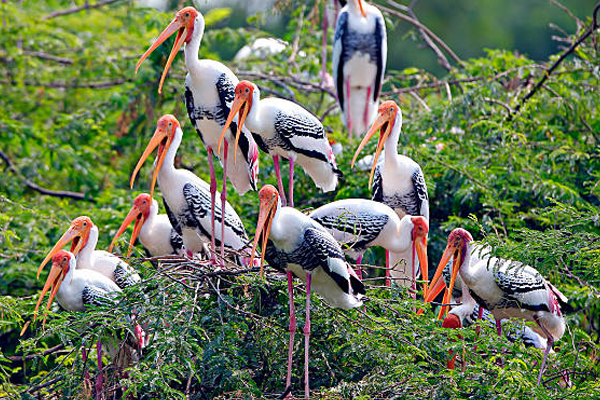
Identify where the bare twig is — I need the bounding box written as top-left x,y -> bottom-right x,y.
0,149 -> 91,201
43,0 -> 123,20
22,50 -> 74,65
549,0 -> 584,28
7,344 -> 66,361
0,78 -> 132,89
511,1 -> 600,119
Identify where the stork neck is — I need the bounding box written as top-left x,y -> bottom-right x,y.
243,90 -> 261,134
184,17 -> 205,73
267,197 -> 283,240
63,257 -> 76,284
458,241 -> 477,286
348,0 -> 365,16
77,225 -> 98,268
158,127 -> 183,180
384,121 -> 401,162
140,200 -> 159,241
393,216 -> 413,252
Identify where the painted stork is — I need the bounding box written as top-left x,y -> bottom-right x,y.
308,199 -> 428,294
109,193 -> 184,257
428,228 -> 569,385
333,0 -> 387,137
38,216 -> 141,290
135,6 -> 259,264
130,115 -> 249,263
31,250 -> 145,394
251,185 -> 364,398
218,80 -> 341,208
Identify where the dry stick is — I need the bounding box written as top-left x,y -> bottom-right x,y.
0,149 -> 91,201
43,0 -> 123,20
510,1 -> 600,120
7,344 -> 66,361
0,78 -> 132,89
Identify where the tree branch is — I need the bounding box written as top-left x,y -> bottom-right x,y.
0,78 -> 131,89
43,0 -> 124,20
7,344 -> 66,361
0,149 -> 92,201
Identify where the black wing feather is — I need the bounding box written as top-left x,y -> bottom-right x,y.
373,15 -> 385,102
371,164 -> 384,202
333,11 -> 349,112
163,197 -> 182,236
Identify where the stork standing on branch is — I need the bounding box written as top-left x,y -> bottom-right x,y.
428,228 -> 569,385
218,80 -> 341,208
135,6 -> 259,265
251,185 -> 364,398
333,0 -> 387,137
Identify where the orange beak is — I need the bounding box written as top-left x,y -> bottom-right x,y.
351,110 -> 395,187
130,126 -> 172,198
37,227 -> 85,279
250,195 -> 277,279
217,92 -> 251,165
109,205 -> 145,257
32,259 -> 64,327
358,0 -> 367,18
413,234 -> 428,297
427,242 -> 463,320
135,16 -> 187,94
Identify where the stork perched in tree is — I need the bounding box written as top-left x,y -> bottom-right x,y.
135,6 -> 259,265
218,80 -> 341,208
351,100 -> 428,286
38,216 -> 141,290
333,0 -> 387,137
30,250 -> 145,395
251,185 -> 364,398
109,193 -> 184,257
428,228 -> 569,385
130,115 -> 249,263
308,199 -> 428,294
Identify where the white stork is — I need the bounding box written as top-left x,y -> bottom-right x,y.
333,0 -> 387,137
109,193 -> 185,258
218,80 -> 341,208
428,228 -> 569,385
135,6 -> 259,264
31,250 -> 145,394
308,199 -> 428,294
38,216 -> 141,290
351,100 -> 429,287
130,115 -> 249,262
251,185 -> 364,398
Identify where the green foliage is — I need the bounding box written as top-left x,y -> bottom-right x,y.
1,1 -> 599,399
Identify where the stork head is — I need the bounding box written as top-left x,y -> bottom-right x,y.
135,7 -> 201,94
410,216 -> 429,295
110,193 -> 154,257
32,250 -> 74,327
426,228 -> 473,318
37,216 -> 93,279
130,115 -> 180,198
351,101 -> 402,187
217,80 -> 257,163
250,185 -> 279,279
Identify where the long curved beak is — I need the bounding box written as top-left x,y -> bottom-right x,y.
350,112 -> 394,187
110,206 -> 145,257
32,261 -> 64,326
427,244 -> 462,320
135,17 -> 186,94
414,235 -> 428,296
217,94 -> 249,164
250,198 -> 277,279
358,0 -> 367,18
37,228 -> 80,279
130,127 -> 171,198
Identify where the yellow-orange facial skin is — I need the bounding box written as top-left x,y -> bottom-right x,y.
217,81 -> 254,164
110,194 -> 152,256
130,115 -> 180,198
31,250 -> 72,329
37,216 -> 92,279
250,185 -> 279,279
351,101 -> 399,187
411,216 -> 429,296
135,7 -> 199,94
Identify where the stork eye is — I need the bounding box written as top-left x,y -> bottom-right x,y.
185,12 -> 190,17
63,257 -> 67,262
245,88 -> 249,93
83,221 -> 87,227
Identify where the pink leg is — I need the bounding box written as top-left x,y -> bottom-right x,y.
273,155 -> 288,207
355,252 -> 363,279
220,141 -> 228,267
534,315 -> 555,386
363,85 -> 372,127
207,147 -> 217,264
304,273 -> 312,399
285,271 -> 296,392
95,340 -> 103,399
320,0 -> 328,86
385,249 -> 390,287
345,77 -> 353,137
82,347 -> 91,391
288,158 -> 295,208
496,319 -> 502,336
412,243 -> 417,299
